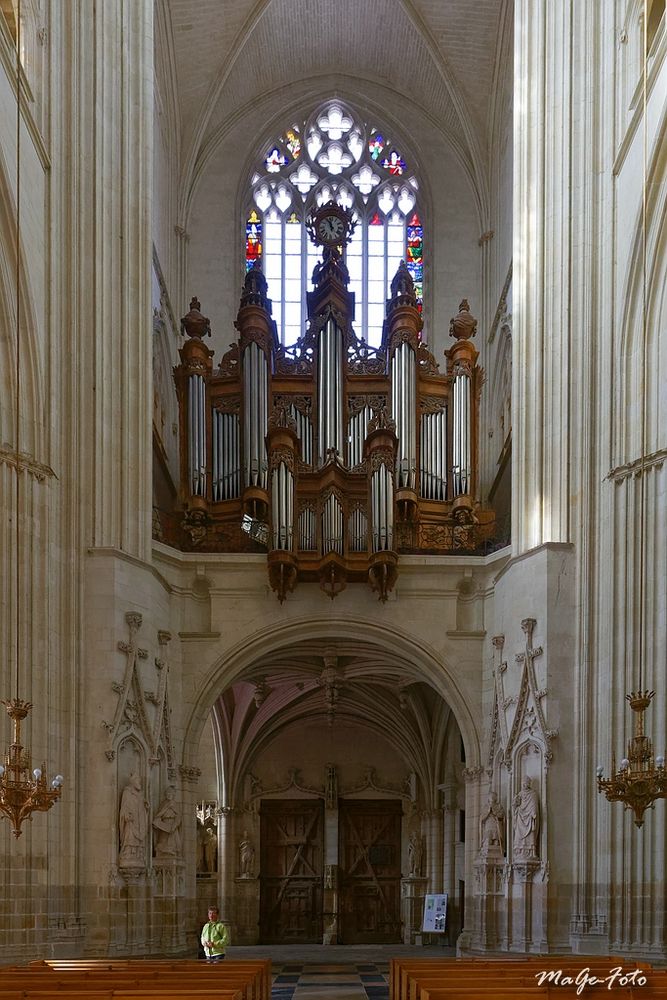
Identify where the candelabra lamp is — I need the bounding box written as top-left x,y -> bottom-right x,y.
0,699 -> 63,838
597,691 -> 666,829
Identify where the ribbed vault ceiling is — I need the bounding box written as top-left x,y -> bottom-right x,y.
165,0 -> 506,195
212,637 -> 458,808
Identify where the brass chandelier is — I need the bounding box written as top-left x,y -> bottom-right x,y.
597,693 -> 666,829
0,700 -> 63,839
596,1 -> 666,829
0,0 -> 63,838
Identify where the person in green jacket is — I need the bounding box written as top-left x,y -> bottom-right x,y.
201,905 -> 229,961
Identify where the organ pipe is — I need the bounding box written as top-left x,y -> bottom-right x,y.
290,405 -> 313,466
348,406 -> 372,468
243,341 -> 268,489
420,410 -> 447,500
188,374 -> 207,497
298,508 -> 317,550
391,341 -> 417,490
452,372 -> 471,497
271,461 -> 294,550
318,316 -> 344,465
370,463 -> 394,552
348,507 -> 368,552
212,411 -> 240,501
321,492 -> 344,555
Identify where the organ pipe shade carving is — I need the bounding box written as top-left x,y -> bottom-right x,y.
169,244 -> 496,600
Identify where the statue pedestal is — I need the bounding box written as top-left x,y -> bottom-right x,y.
401,876 -> 428,944
152,859 -> 186,952
508,859 -> 547,953
473,857 -> 508,951
153,858 -> 185,897
322,864 -> 339,944
233,875 -> 259,945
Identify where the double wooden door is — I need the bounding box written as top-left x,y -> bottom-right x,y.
259,799 -> 324,943
338,799 -> 402,944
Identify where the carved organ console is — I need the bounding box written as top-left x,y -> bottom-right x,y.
169,202 -> 495,601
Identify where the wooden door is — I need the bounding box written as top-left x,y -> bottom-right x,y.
338,799 -> 402,944
259,799 -> 324,943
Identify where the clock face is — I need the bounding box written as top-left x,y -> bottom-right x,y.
317,214 -> 345,244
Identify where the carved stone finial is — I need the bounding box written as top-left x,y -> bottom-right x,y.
125,611 -> 143,633
521,617 -> 536,640
181,297 -> 211,339
449,299 -> 477,340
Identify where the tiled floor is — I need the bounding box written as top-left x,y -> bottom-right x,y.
271,961 -> 389,999
224,944 -> 455,999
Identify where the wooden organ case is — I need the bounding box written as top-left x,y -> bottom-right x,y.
169,203 -> 495,602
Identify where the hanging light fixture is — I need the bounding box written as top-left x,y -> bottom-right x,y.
0,0 -> 63,839
596,0 -> 666,828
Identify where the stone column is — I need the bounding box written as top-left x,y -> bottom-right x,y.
233,817 -> 259,944
513,0 -> 573,552
217,807 -> 235,925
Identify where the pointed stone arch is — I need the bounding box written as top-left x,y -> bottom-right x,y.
180,613 -> 482,781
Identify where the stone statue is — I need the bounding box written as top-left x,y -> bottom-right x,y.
153,785 -> 182,859
479,791 -> 505,856
512,776 -> 540,858
239,830 -> 255,877
118,773 -> 149,867
407,831 -> 423,877
196,819 -> 206,873
204,825 -> 218,873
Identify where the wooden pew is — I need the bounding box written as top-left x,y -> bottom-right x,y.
390,956 -> 659,1000
0,958 -> 270,1000
28,959 -> 269,998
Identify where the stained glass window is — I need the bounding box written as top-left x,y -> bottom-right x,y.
246,101 -> 424,347
245,210 -> 262,271
381,150 -> 406,176
368,133 -> 384,160
284,129 -> 301,159
265,147 -> 287,172
406,213 -> 423,311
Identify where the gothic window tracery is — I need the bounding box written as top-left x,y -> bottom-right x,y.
244,100 -> 424,348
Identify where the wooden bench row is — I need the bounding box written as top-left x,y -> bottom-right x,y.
390,957 -> 663,1000
0,958 -> 271,1000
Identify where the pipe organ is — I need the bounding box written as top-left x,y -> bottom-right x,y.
169,202 -> 495,601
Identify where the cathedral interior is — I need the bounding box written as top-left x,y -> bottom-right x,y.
0,0 -> 666,969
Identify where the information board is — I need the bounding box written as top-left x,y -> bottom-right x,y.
422,893 -> 448,933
